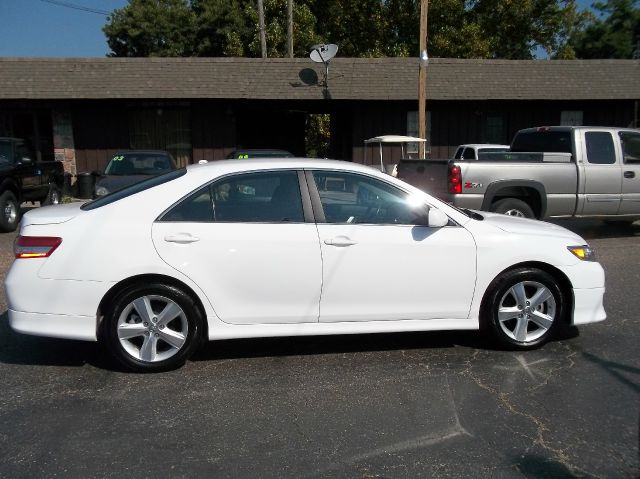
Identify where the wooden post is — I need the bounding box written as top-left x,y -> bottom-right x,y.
418,0 -> 429,159
257,0 -> 267,58
287,0 -> 294,58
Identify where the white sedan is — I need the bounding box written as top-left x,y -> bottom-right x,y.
5,159 -> 606,372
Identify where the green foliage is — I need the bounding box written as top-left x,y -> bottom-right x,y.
103,0 -> 618,60
305,113 -> 330,158
570,0 -> 640,58
104,0 -> 196,57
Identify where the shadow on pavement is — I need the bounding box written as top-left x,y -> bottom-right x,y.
0,311 -> 110,369
515,454 -> 584,478
193,329 -> 488,362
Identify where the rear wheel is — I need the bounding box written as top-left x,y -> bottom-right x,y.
0,190 -> 20,233
490,198 -> 535,219
103,283 -> 204,372
483,268 -> 565,349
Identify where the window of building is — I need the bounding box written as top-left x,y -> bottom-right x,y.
129,108 -> 191,168
561,111 -> 583,126
485,115 -> 507,144
407,111 -> 431,156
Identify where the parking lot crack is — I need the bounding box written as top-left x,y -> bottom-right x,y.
460,350 -> 601,479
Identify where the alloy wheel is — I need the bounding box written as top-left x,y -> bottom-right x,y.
117,295 -> 188,363
497,280 -> 556,343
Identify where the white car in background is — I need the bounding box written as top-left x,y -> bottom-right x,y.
5,159 -> 605,372
454,144 -> 510,160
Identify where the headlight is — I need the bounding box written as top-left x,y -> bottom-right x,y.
567,245 -> 596,261
95,186 -> 110,196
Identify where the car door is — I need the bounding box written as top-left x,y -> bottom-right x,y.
580,130 -> 622,215
152,170 -> 323,324
308,170 -> 477,322
618,131 -> 640,215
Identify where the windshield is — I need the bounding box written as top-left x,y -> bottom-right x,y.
104,152 -> 176,176
0,141 -> 12,165
511,131 -> 572,153
82,169 -> 186,211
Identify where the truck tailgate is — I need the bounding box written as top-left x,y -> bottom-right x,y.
397,159 -> 450,197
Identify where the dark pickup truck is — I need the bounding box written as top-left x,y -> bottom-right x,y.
0,137 -> 64,232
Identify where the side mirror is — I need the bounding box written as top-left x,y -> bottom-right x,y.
428,208 -> 449,228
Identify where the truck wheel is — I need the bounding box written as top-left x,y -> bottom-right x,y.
483,267 -> 565,350
0,191 -> 20,233
490,198 -> 535,218
42,185 -> 62,206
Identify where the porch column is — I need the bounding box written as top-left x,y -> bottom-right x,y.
52,110 -> 77,175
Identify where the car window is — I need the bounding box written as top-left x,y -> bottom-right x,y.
464,148 -> 477,160
453,147 -> 463,159
312,171 -> 424,225
585,132 -> 616,165
159,171 -> 304,223
212,171 -> 304,222
104,153 -> 175,175
161,186 -> 214,222
620,132 -> 640,163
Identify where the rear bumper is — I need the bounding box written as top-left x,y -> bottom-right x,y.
8,309 -> 97,341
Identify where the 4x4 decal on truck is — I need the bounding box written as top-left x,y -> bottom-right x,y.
464,181 -> 483,189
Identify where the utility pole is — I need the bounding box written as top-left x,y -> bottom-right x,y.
418,0 -> 429,159
287,0 -> 294,58
257,0 -> 267,58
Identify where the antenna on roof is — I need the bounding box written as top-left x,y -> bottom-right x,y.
309,43 -> 338,87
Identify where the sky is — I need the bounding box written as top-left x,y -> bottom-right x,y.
0,0 -> 597,58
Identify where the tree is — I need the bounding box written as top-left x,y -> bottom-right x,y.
570,0 -> 640,58
104,0 -> 196,57
103,0 -> 589,60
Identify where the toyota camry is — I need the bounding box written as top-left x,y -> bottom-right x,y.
5,159 -> 606,372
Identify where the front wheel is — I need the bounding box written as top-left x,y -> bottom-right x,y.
483,268 -> 566,350
103,283 -> 204,372
490,198 -> 535,219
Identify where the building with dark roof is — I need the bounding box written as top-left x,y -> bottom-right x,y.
0,57 -> 638,173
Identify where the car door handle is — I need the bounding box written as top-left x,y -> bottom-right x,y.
164,233 -> 200,244
324,236 -> 357,247
624,171 -> 635,178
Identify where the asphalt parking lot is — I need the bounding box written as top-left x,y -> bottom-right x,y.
0,218 -> 638,478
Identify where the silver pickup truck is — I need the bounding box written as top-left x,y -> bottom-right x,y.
397,126 -> 640,221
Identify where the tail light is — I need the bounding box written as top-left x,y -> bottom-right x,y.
448,165 -> 462,194
14,236 -> 62,259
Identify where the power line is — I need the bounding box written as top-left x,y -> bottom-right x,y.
39,0 -> 111,16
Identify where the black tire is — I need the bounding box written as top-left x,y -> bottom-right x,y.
42,185 -> 62,206
483,267 -> 566,350
102,282 -> 204,372
0,190 -> 20,233
490,198 -> 535,219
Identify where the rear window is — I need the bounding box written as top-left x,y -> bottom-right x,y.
0,141 -> 11,165
81,169 -> 186,211
511,131 -> 573,153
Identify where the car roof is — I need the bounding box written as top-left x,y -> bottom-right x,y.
186,158 -> 384,179
457,144 -> 510,149
112,150 -> 171,156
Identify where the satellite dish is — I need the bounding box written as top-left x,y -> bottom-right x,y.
310,44 -> 338,63
309,43 -> 338,88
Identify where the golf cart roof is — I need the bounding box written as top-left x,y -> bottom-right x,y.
364,135 -> 427,144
